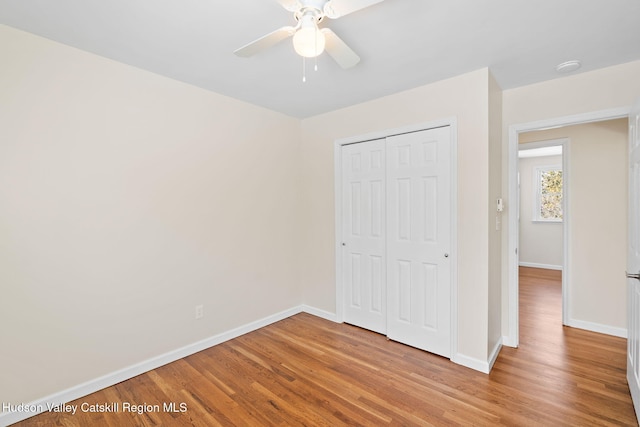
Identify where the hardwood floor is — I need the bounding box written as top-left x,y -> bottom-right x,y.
12,268 -> 638,426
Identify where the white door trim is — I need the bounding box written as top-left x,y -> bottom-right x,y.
334,117 -> 458,359
506,107 -> 630,348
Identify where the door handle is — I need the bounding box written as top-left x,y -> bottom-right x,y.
627,271 -> 640,281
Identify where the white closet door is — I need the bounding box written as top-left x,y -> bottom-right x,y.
386,127 -> 451,357
341,139 -> 387,334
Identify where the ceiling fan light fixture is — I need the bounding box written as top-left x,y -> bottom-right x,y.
293,14 -> 325,58
234,0 -> 376,68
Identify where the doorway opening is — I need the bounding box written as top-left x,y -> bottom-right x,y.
506,108 -> 630,348
517,140 -> 566,327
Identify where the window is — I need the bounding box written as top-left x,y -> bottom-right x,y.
534,166 -> 562,222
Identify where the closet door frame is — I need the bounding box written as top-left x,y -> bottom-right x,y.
334,117 -> 458,361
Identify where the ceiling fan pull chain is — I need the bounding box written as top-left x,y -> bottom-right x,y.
302,57 -> 306,82
314,26 -> 319,71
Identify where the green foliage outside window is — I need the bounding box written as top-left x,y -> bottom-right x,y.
539,169 -> 562,220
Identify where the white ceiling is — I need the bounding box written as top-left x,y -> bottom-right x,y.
2,0 -> 639,118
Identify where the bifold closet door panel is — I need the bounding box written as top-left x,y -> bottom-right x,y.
386,127 -> 452,358
341,139 -> 387,334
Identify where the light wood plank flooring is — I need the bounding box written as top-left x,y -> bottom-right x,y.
12,268 -> 638,426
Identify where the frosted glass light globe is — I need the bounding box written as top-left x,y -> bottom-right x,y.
293,26 -> 325,58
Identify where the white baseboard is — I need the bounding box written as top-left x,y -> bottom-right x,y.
0,306 -> 305,426
301,305 -> 338,322
502,335 -> 518,348
566,318 -> 627,338
488,338 -> 503,372
451,339 -> 502,375
451,353 -> 492,374
518,262 -> 563,271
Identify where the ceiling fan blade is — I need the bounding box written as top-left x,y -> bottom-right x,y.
234,26 -> 296,57
321,28 -> 360,69
324,0 -> 384,19
276,0 -> 301,12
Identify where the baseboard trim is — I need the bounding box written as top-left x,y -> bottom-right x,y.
566,318 -> 627,338
301,305 -> 338,322
451,353 -> 491,374
488,338 -> 503,372
502,335 -> 517,348
0,306 -> 305,426
451,339 -> 502,375
518,262 -> 562,271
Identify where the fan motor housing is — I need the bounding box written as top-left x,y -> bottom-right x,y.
294,0 -> 329,23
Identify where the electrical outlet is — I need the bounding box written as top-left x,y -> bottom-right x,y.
195,305 -> 203,320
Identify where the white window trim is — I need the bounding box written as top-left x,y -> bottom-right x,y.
533,165 -> 563,223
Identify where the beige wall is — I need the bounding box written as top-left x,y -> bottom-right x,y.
502,61 -> 640,337
517,154 -> 563,268
503,61 -> 640,125
1,25 -> 503,409
10,19 -> 640,411
0,25 -> 302,404
300,68 -> 497,364
519,121 -> 628,331
488,73 -> 503,357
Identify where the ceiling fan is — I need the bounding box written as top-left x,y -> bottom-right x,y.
234,0 -> 384,69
